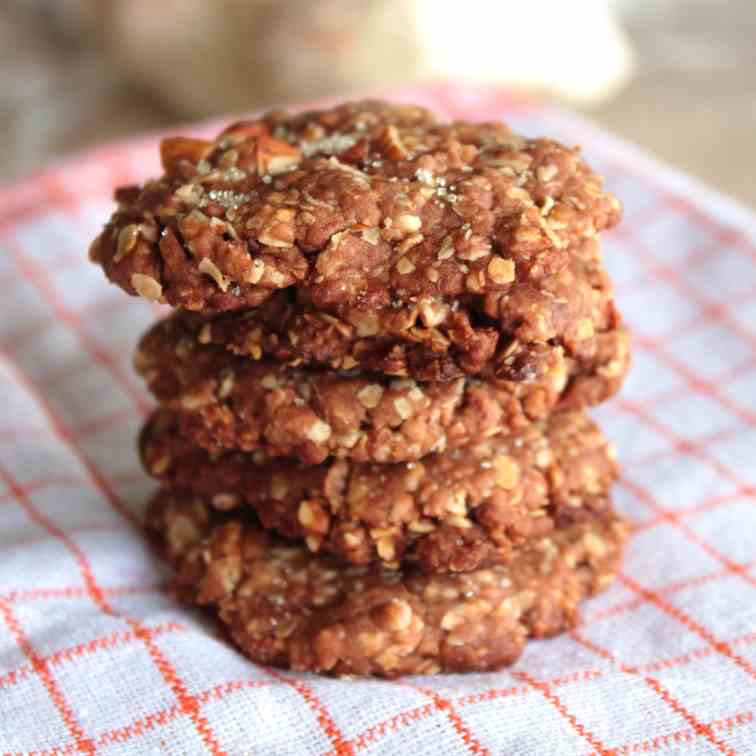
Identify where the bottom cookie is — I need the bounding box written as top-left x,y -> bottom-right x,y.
147,489 -> 628,678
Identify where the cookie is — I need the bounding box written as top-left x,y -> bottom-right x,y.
146,488 -> 628,677
141,410 -> 618,572
135,311 -> 629,464
90,100 -> 621,312
173,236 -> 618,382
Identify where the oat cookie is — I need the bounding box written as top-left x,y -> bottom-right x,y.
173,237 -> 619,382
141,410 -> 618,572
136,310 -> 629,464
90,101 -> 621,311
147,489 -> 628,677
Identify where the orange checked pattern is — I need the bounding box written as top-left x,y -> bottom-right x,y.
0,84 -> 754,754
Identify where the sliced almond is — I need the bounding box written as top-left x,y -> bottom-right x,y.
131,273 -> 163,301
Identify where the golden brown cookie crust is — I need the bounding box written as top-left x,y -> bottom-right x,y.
170,236 -> 619,382
90,101 -> 621,312
141,410 -> 618,572
135,308 -> 629,464
146,489 -> 628,678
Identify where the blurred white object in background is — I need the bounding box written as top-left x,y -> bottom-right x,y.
416,0 -> 636,104
92,0 -> 423,116
93,0 -> 635,116
5,0 -> 753,207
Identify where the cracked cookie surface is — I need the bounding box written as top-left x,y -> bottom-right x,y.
171,236 -> 621,382
136,306 -> 629,463
90,100 -> 621,312
141,410 -> 618,572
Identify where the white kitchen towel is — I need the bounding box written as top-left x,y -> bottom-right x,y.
0,84 -> 754,755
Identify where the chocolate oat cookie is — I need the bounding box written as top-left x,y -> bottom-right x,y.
171,236 -> 619,382
89,101 -> 621,312
141,410 -> 618,572
147,489 -> 628,677
135,310 -> 628,464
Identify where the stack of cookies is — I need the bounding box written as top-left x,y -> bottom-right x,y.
90,102 -> 631,677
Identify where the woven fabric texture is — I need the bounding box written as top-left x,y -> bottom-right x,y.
0,84 -> 754,755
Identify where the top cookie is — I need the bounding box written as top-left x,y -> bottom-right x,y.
89,101 -> 622,312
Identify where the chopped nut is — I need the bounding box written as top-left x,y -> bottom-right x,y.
257,135 -> 301,175
393,398 -> 413,420
418,299 -> 447,327
384,599 -> 413,631
438,236 -> 455,260
305,534 -> 322,552
408,387 -> 424,402
160,136 -> 213,171
395,257 -> 416,275
131,273 -> 163,301
257,209 -> 296,247
376,537 -> 396,561
493,455 -> 521,489
357,384 -> 384,409
408,519 -> 435,534
377,125 -> 409,160
456,236 -> 490,261
258,233 -> 291,249
447,515 -> 473,529
336,430 -> 361,448
114,224 -> 139,263
397,234 -> 424,255
298,500 -> 315,527
535,449 -> 553,468
487,256 -> 516,285
306,420 -> 332,443
445,490 -> 468,516
465,270 -> 486,291
343,532 -> 363,548
245,258 -> 265,284
361,228 -> 381,245
582,531 -> 608,558
395,214 -> 422,235
441,606 -> 466,630
165,514 -> 202,557
198,259 -> 230,292
537,164 -> 559,182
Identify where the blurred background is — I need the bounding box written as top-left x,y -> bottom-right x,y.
1,0 -> 754,207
